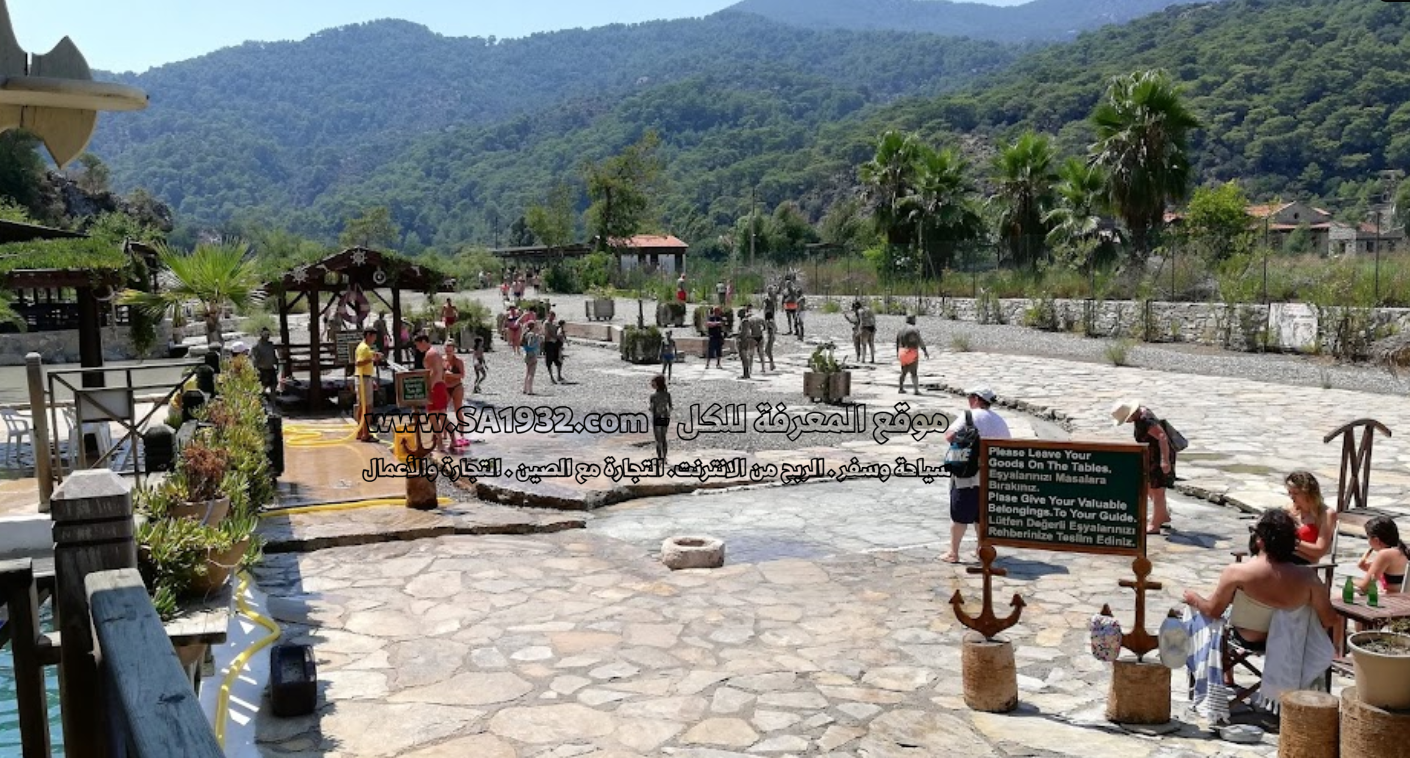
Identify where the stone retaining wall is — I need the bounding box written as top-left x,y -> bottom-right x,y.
0,323 -> 173,366
807,295 -> 1410,353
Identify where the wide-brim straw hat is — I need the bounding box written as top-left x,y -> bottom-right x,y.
1110,399 -> 1141,425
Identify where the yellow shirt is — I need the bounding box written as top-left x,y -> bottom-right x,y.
355,341 -> 375,377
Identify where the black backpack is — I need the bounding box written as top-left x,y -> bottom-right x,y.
943,410 -> 982,478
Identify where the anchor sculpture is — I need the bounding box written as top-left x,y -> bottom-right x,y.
0,0 -> 147,167
1097,555 -> 1162,660
949,544 -> 1026,639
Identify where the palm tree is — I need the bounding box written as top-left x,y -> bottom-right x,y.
121,239 -> 264,347
905,144 -> 984,275
1044,158 -> 1108,247
992,132 -> 1058,269
859,130 -> 924,247
1089,70 -> 1201,258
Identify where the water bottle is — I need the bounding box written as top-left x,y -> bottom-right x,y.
1368,578 -> 1379,608
1343,576 -> 1356,604
1158,609 -> 1190,669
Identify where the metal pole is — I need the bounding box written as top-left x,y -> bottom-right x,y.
749,188 -> 757,271
26,354 -> 52,512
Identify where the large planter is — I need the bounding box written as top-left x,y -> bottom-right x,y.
1348,631 -> 1410,710
803,371 -> 851,404
587,298 -> 615,321
190,537 -> 250,595
620,327 -> 664,365
656,302 -> 687,328
693,306 -> 734,337
463,324 -> 494,352
170,496 -> 230,526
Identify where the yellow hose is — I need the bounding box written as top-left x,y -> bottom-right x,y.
213,494 -> 451,744
283,421 -> 359,448
214,572 -> 281,749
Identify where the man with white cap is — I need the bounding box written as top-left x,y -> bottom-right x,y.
1111,399 -> 1175,534
941,386 -> 1010,564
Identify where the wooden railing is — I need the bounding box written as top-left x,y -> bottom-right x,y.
0,469 -> 223,757
87,569 -> 222,757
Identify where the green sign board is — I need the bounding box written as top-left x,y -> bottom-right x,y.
336,331 -> 363,367
979,439 -> 1149,557
395,370 -> 430,408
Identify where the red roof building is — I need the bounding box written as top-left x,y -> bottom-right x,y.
609,234 -> 689,275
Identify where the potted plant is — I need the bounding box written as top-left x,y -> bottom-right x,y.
805,342 -> 851,404
656,301 -> 687,327
586,286 -> 615,321
461,301 -> 494,351
190,511 -> 259,595
1347,619 -> 1410,710
168,443 -> 231,525
620,325 -> 664,364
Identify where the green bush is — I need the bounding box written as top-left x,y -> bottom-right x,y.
1021,294 -> 1058,331
543,263 -> 581,294
620,325 -> 663,364
821,299 -> 842,314
1104,339 -> 1135,366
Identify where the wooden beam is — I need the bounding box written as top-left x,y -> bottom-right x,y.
86,569 -> 222,757
75,286 -> 103,388
391,287 -> 403,365
308,288 -> 322,410
0,559 -> 51,758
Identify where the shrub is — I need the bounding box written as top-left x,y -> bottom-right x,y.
176,443 -> 229,503
620,325 -> 663,364
1104,339 -> 1135,366
1021,294 -> 1058,331
543,263 -> 581,294
821,299 -> 842,314
950,334 -> 972,352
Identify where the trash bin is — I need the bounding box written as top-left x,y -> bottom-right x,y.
143,423 -> 175,472
266,413 -> 284,479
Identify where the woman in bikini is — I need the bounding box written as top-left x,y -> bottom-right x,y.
1284,470 -> 1336,565
1356,515 -> 1409,595
443,340 -> 469,448
505,305 -> 523,354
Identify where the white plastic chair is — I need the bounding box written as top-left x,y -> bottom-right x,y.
1,408 -> 31,465
62,406 -> 113,468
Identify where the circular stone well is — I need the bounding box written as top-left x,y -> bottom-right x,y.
660,536 -> 725,570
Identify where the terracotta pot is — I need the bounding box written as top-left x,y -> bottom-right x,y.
190,537 -> 250,595
170,496 -> 230,526
1348,631 -> 1410,710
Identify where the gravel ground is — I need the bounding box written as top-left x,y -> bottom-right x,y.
282,289 -> 1410,457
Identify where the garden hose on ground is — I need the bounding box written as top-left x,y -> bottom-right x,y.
282,421 -> 359,448
213,495 -> 453,744
214,572 -> 281,750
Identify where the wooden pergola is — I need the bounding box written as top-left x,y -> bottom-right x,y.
264,247 -> 453,410
0,224 -> 158,388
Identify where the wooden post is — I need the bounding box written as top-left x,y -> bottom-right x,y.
1340,687 -> 1410,758
26,353 -> 53,512
278,291 -> 291,356
308,288 -> 322,411
391,287 -> 403,365
0,558 -> 51,758
75,286 -> 104,389
1280,690 -> 1338,758
51,469 -> 137,758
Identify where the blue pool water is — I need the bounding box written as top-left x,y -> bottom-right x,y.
0,607 -> 64,757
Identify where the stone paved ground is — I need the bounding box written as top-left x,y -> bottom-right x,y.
252,492 -> 1279,758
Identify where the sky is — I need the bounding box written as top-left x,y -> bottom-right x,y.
11,0 -> 1026,74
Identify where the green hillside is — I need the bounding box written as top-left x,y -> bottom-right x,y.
88,13 -> 1020,225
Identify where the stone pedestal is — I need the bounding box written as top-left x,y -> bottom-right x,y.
1341,687 -> 1410,758
1105,659 -> 1171,725
962,634 -> 1017,713
1279,690 -> 1338,758
406,462 -> 438,510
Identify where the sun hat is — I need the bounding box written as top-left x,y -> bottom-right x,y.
966,386 -> 997,404
1110,399 -> 1141,426
228,341 -> 249,355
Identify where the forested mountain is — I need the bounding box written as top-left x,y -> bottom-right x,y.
88,13 -> 1020,223
729,0 -> 1216,41
82,0 -> 1410,257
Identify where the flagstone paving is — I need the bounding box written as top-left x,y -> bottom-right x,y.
252,493 -> 1292,758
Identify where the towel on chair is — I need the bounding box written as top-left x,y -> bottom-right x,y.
1184,607 -> 1231,724
1254,604 -> 1333,711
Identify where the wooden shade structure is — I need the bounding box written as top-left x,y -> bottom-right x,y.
264,247 -> 453,410
0,222 -> 157,388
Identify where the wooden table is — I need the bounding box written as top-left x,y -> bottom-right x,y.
1330,591 -> 1410,663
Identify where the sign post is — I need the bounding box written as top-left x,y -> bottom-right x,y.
392,370 -> 437,510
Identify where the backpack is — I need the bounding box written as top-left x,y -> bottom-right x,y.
943,411 -> 982,479
748,318 -> 764,341
1161,419 -> 1189,452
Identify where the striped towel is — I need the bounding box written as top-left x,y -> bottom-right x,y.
1184,607 -> 1231,724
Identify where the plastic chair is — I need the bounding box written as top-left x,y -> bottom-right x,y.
62,406 -> 113,467
0,408 -> 31,465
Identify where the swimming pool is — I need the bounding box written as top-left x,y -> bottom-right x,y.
0,606 -> 64,756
